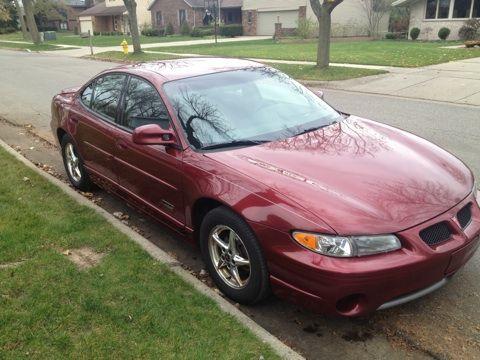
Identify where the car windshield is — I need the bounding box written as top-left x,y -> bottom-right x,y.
163,67 -> 342,150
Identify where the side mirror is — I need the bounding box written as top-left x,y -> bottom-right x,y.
132,124 -> 177,146
314,90 -> 324,100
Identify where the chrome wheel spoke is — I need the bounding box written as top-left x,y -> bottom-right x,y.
228,230 -> 238,254
230,266 -> 243,287
212,232 -> 229,251
233,254 -> 249,267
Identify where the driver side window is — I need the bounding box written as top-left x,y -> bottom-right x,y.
123,77 -> 170,130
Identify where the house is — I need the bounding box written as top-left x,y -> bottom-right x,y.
393,0 -> 480,40
241,0 -> 390,37
78,0 -> 152,34
147,0 -> 243,33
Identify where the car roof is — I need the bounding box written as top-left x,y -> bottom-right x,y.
114,57 -> 265,82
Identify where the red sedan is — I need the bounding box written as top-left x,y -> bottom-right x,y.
51,58 -> 480,316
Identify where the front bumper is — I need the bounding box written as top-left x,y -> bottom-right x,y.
252,192 -> 480,316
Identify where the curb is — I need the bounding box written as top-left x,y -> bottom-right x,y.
0,139 -> 304,360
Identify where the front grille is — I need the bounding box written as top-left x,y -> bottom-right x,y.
457,203 -> 472,229
419,221 -> 451,246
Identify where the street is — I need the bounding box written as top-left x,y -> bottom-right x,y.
0,49 -> 479,359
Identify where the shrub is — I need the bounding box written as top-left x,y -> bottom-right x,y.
219,24 -> 243,37
410,27 -> 420,40
180,22 -> 191,36
190,27 -> 213,37
0,27 -> 16,34
141,27 -> 163,36
458,19 -> 480,40
438,27 -> 450,40
296,18 -> 316,39
385,32 -> 395,39
165,23 -> 174,35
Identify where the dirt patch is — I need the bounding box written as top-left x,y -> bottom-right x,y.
62,247 -> 105,270
0,260 -> 26,269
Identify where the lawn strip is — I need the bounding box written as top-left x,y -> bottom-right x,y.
0,146 -> 278,359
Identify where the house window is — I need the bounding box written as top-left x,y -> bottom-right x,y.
452,0 -> 472,17
438,0 -> 451,17
156,11 -> 163,26
247,11 -> 253,24
425,0 -> 437,18
473,0 -> 480,17
179,9 -> 187,25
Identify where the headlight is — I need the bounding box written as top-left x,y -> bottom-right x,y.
292,232 -> 401,257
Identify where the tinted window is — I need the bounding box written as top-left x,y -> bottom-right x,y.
91,74 -> 126,121
81,84 -> 93,107
123,77 -> 170,130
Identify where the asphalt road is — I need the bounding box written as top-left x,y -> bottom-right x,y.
1,49 -> 479,359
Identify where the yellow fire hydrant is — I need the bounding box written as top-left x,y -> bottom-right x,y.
121,39 -> 129,55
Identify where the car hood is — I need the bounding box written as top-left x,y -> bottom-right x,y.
204,117 -> 473,235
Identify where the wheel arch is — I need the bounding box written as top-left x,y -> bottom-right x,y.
191,197 -> 236,244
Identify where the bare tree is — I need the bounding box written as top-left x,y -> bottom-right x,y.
360,0 -> 391,38
22,0 -> 41,45
13,0 -> 29,40
122,0 -> 142,53
309,0 -> 344,69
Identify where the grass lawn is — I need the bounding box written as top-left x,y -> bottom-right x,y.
0,31 -> 210,47
149,39 -> 480,67
90,51 -> 386,81
0,147 -> 278,359
0,40 -> 77,51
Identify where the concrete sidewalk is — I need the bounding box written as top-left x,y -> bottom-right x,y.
320,57 -> 480,106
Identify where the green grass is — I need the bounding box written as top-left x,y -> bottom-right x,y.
90,51 -> 386,81
0,40 -> 76,51
0,31 -> 210,47
149,39 -> 480,67
0,147 -> 278,359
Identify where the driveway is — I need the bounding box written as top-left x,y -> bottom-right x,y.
1,49 -> 479,359
324,57 -> 480,106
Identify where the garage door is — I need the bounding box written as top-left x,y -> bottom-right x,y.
257,10 -> 299,36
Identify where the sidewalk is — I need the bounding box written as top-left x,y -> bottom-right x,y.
318,57 -> 480,106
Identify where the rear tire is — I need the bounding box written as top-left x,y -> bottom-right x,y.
60,134 -> 92,191
200,206 -> 270,304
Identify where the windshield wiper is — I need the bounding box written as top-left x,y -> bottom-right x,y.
201,139 -> 269,150
295,121 -> 338,137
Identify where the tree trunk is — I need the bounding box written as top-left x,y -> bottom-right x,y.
123,0 -> 142,53
23,0 -> 41,45
14,0 -> 29,41
316,13 -> 331,68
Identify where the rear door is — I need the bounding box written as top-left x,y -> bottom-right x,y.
72,73 -> 127,182
112,75 -> 185,228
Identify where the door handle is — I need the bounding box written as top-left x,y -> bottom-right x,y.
70,117 -> 79,124
116,139 -> 129,150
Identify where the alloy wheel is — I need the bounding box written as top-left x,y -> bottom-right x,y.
208,225 -> 251,289
64,143 -> 82,183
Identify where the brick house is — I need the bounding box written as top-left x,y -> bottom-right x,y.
148,0 -> 243,33
242,0 -> 390,37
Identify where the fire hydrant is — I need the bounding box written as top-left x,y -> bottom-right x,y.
121,39 -> 129,55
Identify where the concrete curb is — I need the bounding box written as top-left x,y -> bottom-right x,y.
0,139 -> 304,360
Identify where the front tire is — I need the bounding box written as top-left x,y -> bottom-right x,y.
200,206 -> 270,304
61,134 -> 92,191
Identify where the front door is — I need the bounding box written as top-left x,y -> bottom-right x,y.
113,75 -> 185,228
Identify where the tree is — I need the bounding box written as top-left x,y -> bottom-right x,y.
34,0 -> 68,31
122,0 -> 142,53
22,0 -> 41,44
13,0 -> 29,40
360,0 -> 391,38
309,0 -> 344,69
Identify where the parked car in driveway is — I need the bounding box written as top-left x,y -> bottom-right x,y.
51,58 -> 480,316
